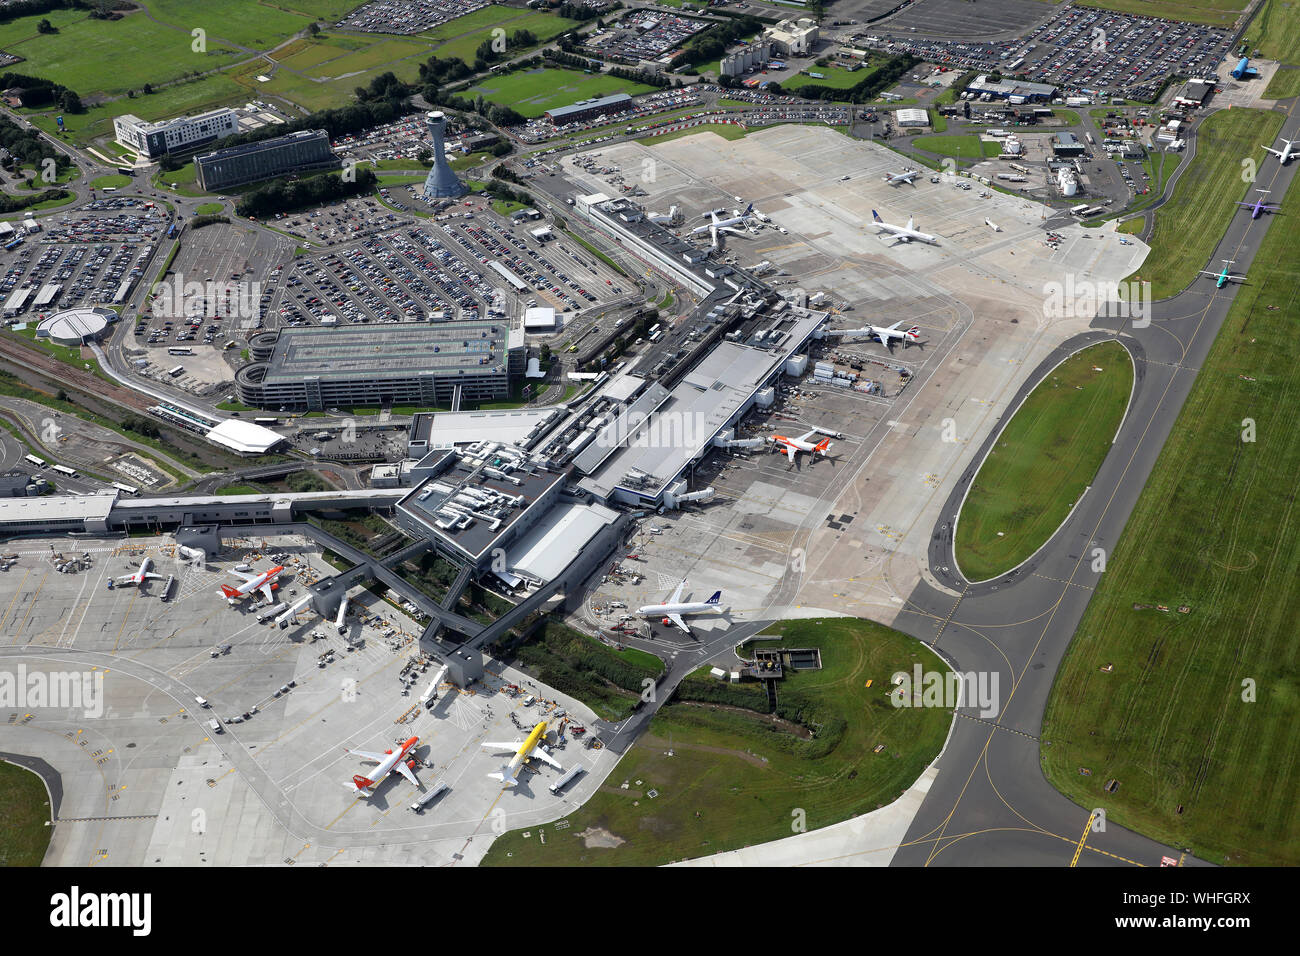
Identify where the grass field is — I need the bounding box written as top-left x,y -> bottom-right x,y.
955,341 -> 1134,582
1128,108 -> 1284,300
782,64 -> 873,92
0,761 -> 51,866
911,134 -> 1003,159
1041,162 -> 1300,867
1243,0 -> 1300,65
0,8 -> 241,95
91,174 -> 131,189
468,68 -> 656,119
642,123 -> 748,145
421,8 -> 579,65
195,201 -> 224,215
482,618 -> 952,866
1075,0 -> 1249,27
1263,68 -> 1300,100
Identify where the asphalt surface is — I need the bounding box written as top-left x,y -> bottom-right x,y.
886,102 -> 1299,866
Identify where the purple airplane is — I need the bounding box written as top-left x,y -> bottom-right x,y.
1237,189 -> 1280,220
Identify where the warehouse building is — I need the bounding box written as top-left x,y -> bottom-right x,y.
966,75 -> 1056,102
1051,131 -> 1086,156
195,129 -> 340,191
114,108 -> 240,159
235,322 -> 523,411
545,93 -> 634,126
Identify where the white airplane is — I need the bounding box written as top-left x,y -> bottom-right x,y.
482,720 -> 560,788
637,579 -> 725,633
219,564 -> 284,605
346,735 -> 420,796
985,218 -> 1000,232
1262,138 -> 1296,165
870,209 -> 939,245
838,320 -> 921,350
883,169 -> 920,186
767,430 -> 835,462
691,202 -> 755,247
112,557 -> 165,589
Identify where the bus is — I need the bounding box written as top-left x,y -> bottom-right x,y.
102,187 -> 116,193
23,454 -> 46,468
168,347 -> 193,356
4,238 -> 22,251
253,417 -> 279,426
167,365 -> 185,378
51,464 -> 78,477
167,224 -> 177,239
117,167 -> 134,177
111,482 -> 140,496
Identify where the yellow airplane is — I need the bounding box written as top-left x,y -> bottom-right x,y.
481,720 -> 562,788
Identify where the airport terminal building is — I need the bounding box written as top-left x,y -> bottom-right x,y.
195,129 -> 340,191
236,322 -> 524,411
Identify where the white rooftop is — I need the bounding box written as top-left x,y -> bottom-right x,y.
205,419 -> 285,455
504,501 -> 618,585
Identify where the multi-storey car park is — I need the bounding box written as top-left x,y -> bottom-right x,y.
235,321 -> 524,410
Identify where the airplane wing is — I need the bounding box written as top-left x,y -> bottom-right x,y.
668,579 -> 686,604
393,761 -> 418,786
531,748 -> 563,770
229,569 -> 258,582
795,430 -> 819,444
668,613 -> 691,633
1263,147 -> 1283,157
481,741 -> 525,752
349,749 -> 388,763
785,444 -> 797,461
258,583 -> 274,603
145,572 -> 165,581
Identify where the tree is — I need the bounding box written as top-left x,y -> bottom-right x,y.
36,18 -> 55,34
142,83 -> 153,95
307,21 -> 320,37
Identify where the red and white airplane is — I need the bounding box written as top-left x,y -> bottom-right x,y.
219,564 -> 284,605
346,735 -> 420,796
113,557 -> 165,588
768,430 -> 834,462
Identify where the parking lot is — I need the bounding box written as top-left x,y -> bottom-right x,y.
581,8 -> 710,64
1,205 -> 165,322
861,4 -> 1236,102
336,0 -> 487,34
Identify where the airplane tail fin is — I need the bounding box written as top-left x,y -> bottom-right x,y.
347,775 -> 373,795
744,203 -> 753,214
220,584 -> 241,599
906,216 -> 915,230
814,438 -> 832,455
906,326 -> 921,340
871,209 -> 882,222
490,766 -> 518,788
706,591 -> 722,605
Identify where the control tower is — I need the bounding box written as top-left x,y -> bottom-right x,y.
421,111 -> 468,200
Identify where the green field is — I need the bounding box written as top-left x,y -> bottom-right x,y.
421,8 -> 579,65
0,8 -> 241,95
468,68 -> 656,119
1042,159 -> 1300,867
1075,0 -> 1249,27
782,64 -> 873,92
483,618 -> 952,866
911,134 -> 1003,159
1264,68 -> 1300,100
641,123 -> 748,145
0,761 -> 51,866
195,201 -> 225,215
90,174 -> 131,189
1128,108 -> 1284,300
1244,0 -> 1300,65
955,341 -> 1134,583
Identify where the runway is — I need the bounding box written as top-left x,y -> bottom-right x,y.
889,104 -> 1300,867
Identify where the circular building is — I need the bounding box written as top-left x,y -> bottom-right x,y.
36,307 -> 113,346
